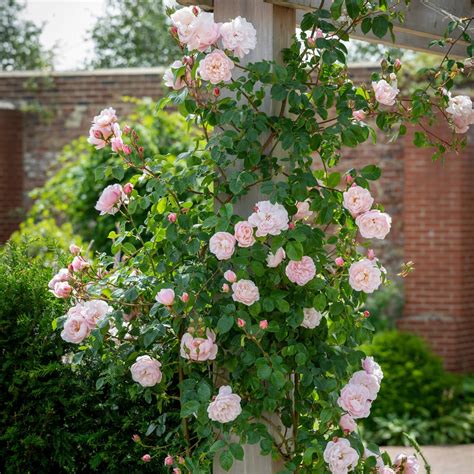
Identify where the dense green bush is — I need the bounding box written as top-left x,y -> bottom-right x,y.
361,330 -> 474,445
13,98 -> 198,254
0,243 -> 168,473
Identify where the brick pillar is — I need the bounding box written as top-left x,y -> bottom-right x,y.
0,109 -> 23,243
400,124 -> 474,372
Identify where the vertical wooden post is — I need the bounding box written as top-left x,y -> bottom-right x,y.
212,1 -> 296,472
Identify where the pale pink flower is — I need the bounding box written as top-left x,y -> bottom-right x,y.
234,220 -> 256,247
394,454 -> 420,474
142,454 -> 151,463
323,438 -> 359,474
353,109 -> 366,121
231,279 -> 260,306
342,185 -> 374,216
197,49 -> 234,84
170,6 -> 199,44
266,247 -> 286,268
186,12 -> 220,52
168,212 -> 177,223
164,455 -> 174,466
110,123 -> 123,152
293,201 -> 313,222
259,320 -> 268,329
337,383 -> 372,419
130,355 -> 162,387
372,79 -> 399,106
379,468 -> 395,474
339,414 -> 357,434
48,268 -> 69,290
209,231 -> 236,260
349,259 -> 382,293
222,283 -> 230,293
285,256 -> 316,286
180,292 -> 189,303
248,200 -> 289,237
156,288 -> 175,306
180,329 -> 218,361
301,308 -> 323,329
71,256 -> 89,272
163,60 -> 187,90
207,385 -> 242,423
224,270 -> 237,283
81,300 -> 112,329
52,281 -> 72,298
446,94 -> 474,133
356,210 -> 392,240
93,107 -> 117,128
367,248 -> 376,260
87,126 -> 108,149
61,314 -> 90,344
237,318 -> 246,328
220,16 -> 257,58
349,370 -> 380,400
95,183 -> 125,215
69,244 -> 81,255
335,257 -> 345,267
362,356 -> 384,383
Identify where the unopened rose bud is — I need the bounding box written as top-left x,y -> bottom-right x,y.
335,257 -> 345,267
307,37 -> 316,48
259,320 -> 268,330
237,318 -> 246,328
164,455 -> 174,466
288,222 -> 295,230
183,56 -> 193,66
178,456 -> 185,465
142,454 -> 151,463
367,249 -> 375,260
222,283 -> 230,293
122,144 -> 132,155
168,213 -> 177,223
123,182 -> 134,194
346,175 -> 354,185
381,58 -> 388,69
224,270 -> 237,283
192,6 -> 199,15
170,26 -> 178,36
363,310 -> 370,318
213,87 -> 220,97
180,292 -> 189,303
132,434 -> 141,443
69,244 -> 81,255
123,125 -> 131,134
173,468 -> 181,474
394,58 -> 402,71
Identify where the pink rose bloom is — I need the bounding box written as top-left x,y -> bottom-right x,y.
186,12 -> 220,52
337,383 -> 372,419
156,288 -> 175,306
323,438 -> 359,474
220,16 -> 257,58
349,259 -> 382,293
87,126 -> 109,149
353,109 -> 366,121
170,6 -> 199,45
259,320 -> 268,329
93,107 -> 117,128
293,201 -> 313,222
342,185 -> 374,217
231,279 -> 260,306
362,356 -> 384,383
234,220 -> 256,247
163,60 -> 187,90
356,210 -> 392,240
95,184 -> 125,215
180,329 -> 218,361
224,270 -> 237,283
71,256 -> 89,272
379,468 -> 395,474
197,49 -> 234,84
285,256 -> 316,286
266,247 -> 286,268
301,308 -> 323,329
82,300 -> 112,329
248,200 -> 289,237
130,355 -> 162,387
209,231 -> 236,260
52,281 -> 72,298
61,313 -> 90,344
164,455 -> 174,466
339,414 -> 357,434
48,268 -> 69,290
446,94 -> 474,133
394,454 -> 420,474
372,79 -> 399,106
110,123 -> 123,152
349,370 -> 380,400
207,385 -> 242,423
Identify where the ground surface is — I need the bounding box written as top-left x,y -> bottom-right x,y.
383,445 -> 474,474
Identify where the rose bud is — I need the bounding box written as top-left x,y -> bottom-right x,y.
224,270 -> 237,283
122,144 -> 132,155
164,455 -> 174,466
307,37 -> 316,48
214,87 -> 220,97
335,257 -> 345,267
288,222 -> 295,230
142,454 -> 151,463
364,310 -> 370,318
123,183 -> 134,195
259,320 -> 268,330
237,318 -> 246,328
367,249 -> 375,260
394,58 -> 402,70
222,283 -> 230,293
132,434 -> 141,443
180,292 -> 189,303
123,125 -> 131,134
168,213 -> 177,223
346,175 -> 354,185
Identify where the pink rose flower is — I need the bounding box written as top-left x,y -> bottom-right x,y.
337,383 -> 372,419
81,300 -> 112,329
95,184 -> 125,215
285,256 -> 316,286
156,288 -> 175,306
234,220 -> 256,247
293,201 -> 313,222
186,12 -> 220,52
394,454 -> 420,474
353,109 -> 366,121
87,126 -> 109,149
231,279 -> 260,306
248,200 -> 289,237
207,385 -> 242,423
163,60 -> 187,90
323,438 -> 359,474
349,258 -> 382,293
48,268 -> 69,290
110,123 -> 123,152
164,455 -> 174,466
372,79 -> 399,106
197,49 -> 234,84
446,94 -> 474,133
356,210 -> 392,240
170,6 -> 199,44
266,247 -> 286,268
224,270 -> 237,283
180,329 -> 218,361
130,355 -> 163,387
52,281 -> 72,298
335,257 -> 345,267
342,185 -> 374,217
339,414 -> 357,434
209,231 -> 236,260
69,244 -> 81,255
259,320 -> 268,330
348,370 -> 380,400
301,308 -> 323,329
93,107 -> 117,128
220,16 -> 257,58
71,256 -> 89,272
361,356 -> 384,383
61,313 -> 90,344
379,468 -> 395,474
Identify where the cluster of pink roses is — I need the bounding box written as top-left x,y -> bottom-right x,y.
445,93 -> 474,134
164,7 -> 256,88
87,107 -> 125,152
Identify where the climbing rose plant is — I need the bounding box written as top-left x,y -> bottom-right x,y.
51,2 -> 473,473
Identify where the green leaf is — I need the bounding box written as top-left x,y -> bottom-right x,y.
360,164 -> 381,180
181,400 -> 200,418
361,17 -> 372,34
220,450 -> 234,471
286,241 -> 304,261
345,0 -> 360,19
229,443 -> 244,461
197,382 -> 212,402
210,440 -> 226,453
372,15 -> 389,38
217,314 -> 234,334
326,172 -> 341,188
